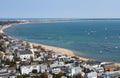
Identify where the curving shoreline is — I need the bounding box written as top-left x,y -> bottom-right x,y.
1,22 -> 89,61
1,22 -> 120,66
25,41 -> 89,61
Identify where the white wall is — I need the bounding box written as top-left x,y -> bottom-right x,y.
20,65 -> 40,74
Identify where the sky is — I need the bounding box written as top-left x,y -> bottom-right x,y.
0,0 -> 120,18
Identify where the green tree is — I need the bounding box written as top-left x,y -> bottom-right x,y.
0,41 -> 5,52
73,73 -> 83,78
32,69 -> 37,73
0,53 -> 3,59
30,56 -> 33,62
67,76 -> 72,78
5,58 -> 11,65
41,47 -> 45,52
56,72 -> 64,78
17,74 -> 30,78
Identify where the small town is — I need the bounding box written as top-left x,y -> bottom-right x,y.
0,21 -> 120,78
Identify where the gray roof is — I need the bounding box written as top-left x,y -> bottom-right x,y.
19,50 -> 32,55
0,68 -> 9,76
86,60 -> 101,65
0,68 -> 7,74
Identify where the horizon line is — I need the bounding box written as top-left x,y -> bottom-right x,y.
1,18 -> 120,19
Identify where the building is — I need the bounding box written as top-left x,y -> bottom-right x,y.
85,71 -> 97,78
86,60 -> 101,67
17,50 -> 34,61
104,70 -> 120,78
40,64 -> 48,73
0,68 -> 9,78
8,67 -> 16,74
66,66 -> 83,76
4,54 -> 14,61
83,66 -> 98,78
101,63 -> 116,71
52,67 -> 61,74
20,65 -> 40,74
50,61 -> 64,68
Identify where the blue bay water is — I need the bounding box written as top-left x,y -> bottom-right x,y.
4,20 -> 120,62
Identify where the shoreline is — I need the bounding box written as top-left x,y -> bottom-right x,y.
1,22 -> 120,66
25,41 -> 89,61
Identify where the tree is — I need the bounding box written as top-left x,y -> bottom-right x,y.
75,73 -> 84,78
35,76 -> 41,78
37,45 -> 42,50
57,72 -> 64,78
32,69 -> 37,73
67,76 -> 72,78
30,56 -> 33,62
0,34 -> 3,39
83,67 -> 90,73
0,63 -> 3,68
5,58 -> 11,65
14,57 -> 21,61
17,74 -> 30,78
14,49 -> 18,52
40,72 -> 48,78
0,41 -> 4,47
41,47 -> 45,52
0,53 -> 3,59
0,41 -> 5,52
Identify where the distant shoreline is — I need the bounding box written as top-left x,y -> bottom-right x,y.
1,20 -> 120,66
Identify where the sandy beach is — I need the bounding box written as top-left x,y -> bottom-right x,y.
1,22 -> 120,66
0,24 -> 13,33
26,42 -> 89,61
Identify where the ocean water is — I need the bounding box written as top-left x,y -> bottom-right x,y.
4,20 -> 120,62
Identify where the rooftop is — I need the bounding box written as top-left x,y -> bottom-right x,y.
19,50 -> 32,55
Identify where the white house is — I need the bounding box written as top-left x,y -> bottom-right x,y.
17,50 -> 34,61
4,41 -> 9,47
84,67 -> 98,78
57,55 -> 71,62
20,65 -> 40,74
39,53 -> 44,58
4,54 -> 14,61
33,56 -> 42,61
50,61 -> 64,68
52,52 -> 63,58
104,70 -> 120,78
0,68 -> 9,78
66,66 -> 83,76
94,67 -> 104,73
52,67 -> 61,74
61,76 -> 67,78
86,72 -> 97,78
40,64 -> 48,73
29,43 -> 35,55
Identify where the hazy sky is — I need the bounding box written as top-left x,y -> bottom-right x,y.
0,0 -> 120,18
